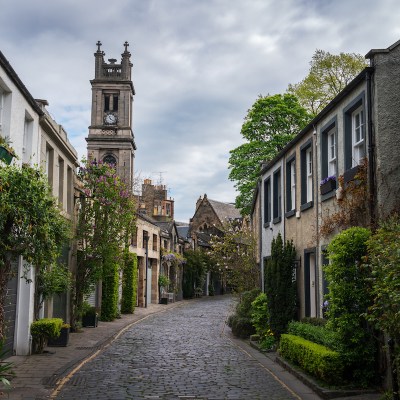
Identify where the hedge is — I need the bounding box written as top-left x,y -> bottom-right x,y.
287,321 -> 341,352
31,318 -> 63,353
279,334 -> 344,384
121,251 -> 138,314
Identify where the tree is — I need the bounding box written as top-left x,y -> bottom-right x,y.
0,164 -> 71,341
287,49 -> 367,116
208,219 -> 259,293
182,249 -> 209,298
229,94 -> 311,215
72,159 -> 136,328
264,233 -> 297,337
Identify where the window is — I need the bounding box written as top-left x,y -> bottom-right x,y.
58,157 -> 64,206
273,168 -> 281,223
344,94 -> 365,172
152,234 -> 158,251
352,106 -> 365,167
131,230 -> 137,247
23,112 -> 33,163
143,230 -> 149,249
328,129 -> 336,176
104,92 -> 119,112
103,154 -> 117,165
300,139 -> 313,210
263,177 -> 271,225
286,156 -> 296,215
67,166 -> 73,214
46,144 -> 54,186
320,118 -> 338,192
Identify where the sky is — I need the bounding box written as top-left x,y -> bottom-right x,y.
1,0 -> 400,222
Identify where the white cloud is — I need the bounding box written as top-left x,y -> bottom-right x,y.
1,0 -> 400,221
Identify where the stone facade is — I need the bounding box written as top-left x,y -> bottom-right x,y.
86,41 -> 136,189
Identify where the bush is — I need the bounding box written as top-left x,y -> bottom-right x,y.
227,289 -> 260,339
300,317 -> 327,327
31,318 -> 63,353
121,251 -> 138,314
101,246 -> 120,321
279,334 -> 344,384
325,226 -> 377,385
230,316 -> 256,339
287,321 -> 341,351
251,292 -> 276,350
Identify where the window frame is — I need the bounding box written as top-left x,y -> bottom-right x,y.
300,138 -> 313,211
273,167 -> 282,224
285,154 -> 296,218
263,177 -> 271,226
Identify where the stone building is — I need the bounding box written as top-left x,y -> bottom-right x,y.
254,38 -> 400,320
86,41 -> 136,188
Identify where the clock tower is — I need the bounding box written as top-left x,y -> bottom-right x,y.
86,41 -> 136,187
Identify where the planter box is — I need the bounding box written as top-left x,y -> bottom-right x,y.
82,314 -> 98,328
0,146 -> 14,165
320,179 -> 336,195
160,297 -> 168,305
48,327 -> 70,347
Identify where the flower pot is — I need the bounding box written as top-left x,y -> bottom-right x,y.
320,179 -> 336,195
160,297 -> 168,305
0,146 -> 14,165
48,327 -> 70,347
82,313 -> 98,327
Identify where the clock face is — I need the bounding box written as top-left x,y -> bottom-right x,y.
104,113 -> 117,125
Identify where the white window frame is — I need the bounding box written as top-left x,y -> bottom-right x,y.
306,147 -> 312,203
352,106 -> 364,167
328,128 -> 336,177
290,160 -> 296,211
0,88 -> 4,131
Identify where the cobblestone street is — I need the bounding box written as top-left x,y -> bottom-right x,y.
53,296 -> 303,400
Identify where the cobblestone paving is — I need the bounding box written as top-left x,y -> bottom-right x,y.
55,296 -> 297,399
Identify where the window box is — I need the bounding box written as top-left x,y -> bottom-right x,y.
0,146 -> 14,165
82,312 -> 98,328
343,166 -> 359,183
320,179 -> 336,195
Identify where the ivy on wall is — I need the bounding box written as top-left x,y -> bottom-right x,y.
121,251 -> 138,314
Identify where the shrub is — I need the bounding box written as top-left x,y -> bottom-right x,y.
121,251 -> 138,314
227,289 -> 260,339
300,317 -> 327,327
287,321 -> 341,351
265,234 -> 297,337
230,316 -> 256,339
251,292 -> 276,350
325,226 -> 377,385
31,318 -> 63,353
101,246 -> 120,321
279,334 -> 344,384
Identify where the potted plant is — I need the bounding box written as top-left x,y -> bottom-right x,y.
30,318 -> 63,353
0,136 -> 16,165
158,274 -> 170,304
81,302 -> 98,327
47,323 -> 70,347
320,175 -> 336,195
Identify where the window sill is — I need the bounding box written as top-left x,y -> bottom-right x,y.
343,165 -> 360,183
300,201 -> 313,211
321,191 -> 336,202
285,210 -> 295,219
272,216 -> 282,225
263,222 -> 271,229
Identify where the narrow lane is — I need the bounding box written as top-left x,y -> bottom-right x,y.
55,296 -> 299,399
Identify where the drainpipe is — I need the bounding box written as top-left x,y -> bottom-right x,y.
366,69 -> 376,227
144,234 -> 149,308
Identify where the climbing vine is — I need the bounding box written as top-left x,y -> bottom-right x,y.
320,159 -> 369,237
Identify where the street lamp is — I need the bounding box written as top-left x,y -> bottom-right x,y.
144,234 -> 149,308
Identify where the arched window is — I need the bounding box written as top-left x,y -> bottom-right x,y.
103,154 -> 117,166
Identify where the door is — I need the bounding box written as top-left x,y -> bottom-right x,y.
304,251 -> 317,318
146,264 -> 152,305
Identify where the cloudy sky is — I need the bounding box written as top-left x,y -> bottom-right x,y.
1,0 -> 399,222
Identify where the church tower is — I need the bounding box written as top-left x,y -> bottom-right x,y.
86,41 -> 136,188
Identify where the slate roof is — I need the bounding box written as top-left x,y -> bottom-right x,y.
177,225 -> 190,240
207,198 -> 242,223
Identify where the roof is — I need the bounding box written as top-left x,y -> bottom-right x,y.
177,225 -> 190,239
207,198 -> 242,223
195,232 -> 212,248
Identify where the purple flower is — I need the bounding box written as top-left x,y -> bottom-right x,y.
320,175 -> 336,186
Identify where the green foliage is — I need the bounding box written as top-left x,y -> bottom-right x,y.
279,334 -> 344,384
100,245 -> 120,321
208,220 -> 259,294
228,94 -> 311,215
365,215 -> 400,340
251,293 -> 276,350
325,227 -> 377,385
158,274 -> 170,288
287,49 -> 367,116
182,249 -> 208,298
30,318 -> 63,353
287,321 -> 341,351
0,341 -> 14,387
227,289 -> 260,339
265,234 -> 297,337
0,164 -> 71,340
73,159 -> 136,330
121,251 -> 138,314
